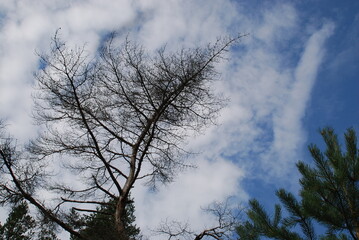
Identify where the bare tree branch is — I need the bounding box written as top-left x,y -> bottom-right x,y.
0,32 -> 245,240
154,198 -> 243,240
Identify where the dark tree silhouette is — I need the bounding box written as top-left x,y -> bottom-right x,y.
70,197 -> 140,240
0,32 -> 244,240
237,127 -> 359,240
155,199 -> 241,240
0,201 -> 36,240
0,201 -> 59,240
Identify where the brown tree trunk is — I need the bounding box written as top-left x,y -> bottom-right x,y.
115,195 -> 130,240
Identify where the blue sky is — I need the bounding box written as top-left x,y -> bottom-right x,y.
0,0 -> 358,239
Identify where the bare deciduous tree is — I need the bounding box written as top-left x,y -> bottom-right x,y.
155,199 -> 242,240
0,32 -> 244,240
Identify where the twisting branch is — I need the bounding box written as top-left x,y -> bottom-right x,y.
0,132 -> 86,239
0,31 -> 245,240
154,198 -> 243,240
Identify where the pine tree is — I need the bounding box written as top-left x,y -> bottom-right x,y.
0,201 -> 60,240
36,215 -> 60,240
70,197 -> 140,240
237,127 -> 359,240
0,201 -> 35,240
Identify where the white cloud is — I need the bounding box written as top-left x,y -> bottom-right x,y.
0,0 -> 335,239
136,0 -> 238,49
133,158 -> 246,236
265,22 -> 335,178
256,3 -> 298,43
179,7 -> 335,185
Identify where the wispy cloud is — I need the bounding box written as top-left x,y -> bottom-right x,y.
267,22 -> 335,177
133,158 -> 246,234
0,0 -> 335,238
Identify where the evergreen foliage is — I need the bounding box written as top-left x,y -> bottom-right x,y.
0,201 -> 35,240
36,214 -> 60,240
70,197 -> 140,240
237,127 -> 359,240
0,201 -> 59,240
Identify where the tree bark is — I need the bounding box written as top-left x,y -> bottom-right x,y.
115,195 -> 129,240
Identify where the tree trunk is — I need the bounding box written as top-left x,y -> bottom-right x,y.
115,195 -> 129,240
